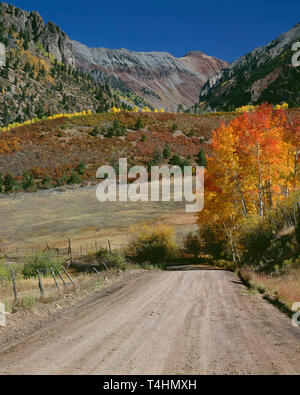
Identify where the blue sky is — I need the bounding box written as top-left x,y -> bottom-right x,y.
7,0 -> 300,62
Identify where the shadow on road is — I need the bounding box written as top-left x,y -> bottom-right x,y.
165,265 -> 226,271
231,280 -> 244,285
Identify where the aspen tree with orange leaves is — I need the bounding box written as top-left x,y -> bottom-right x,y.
198,104 -> 300,239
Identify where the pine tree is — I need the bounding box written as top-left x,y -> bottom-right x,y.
25,103 -> 31,118
4,174 -> 16,193
196,149 -> 206,167
134,117 -> 144,130
24,61 -> 31,73
163,144 -> 171,160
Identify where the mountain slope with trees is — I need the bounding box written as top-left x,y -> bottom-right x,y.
0,2 -> 123,127
0,2 -> 227,117
198,22 -> 300,111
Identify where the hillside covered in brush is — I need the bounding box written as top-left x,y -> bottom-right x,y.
0,110 -> 237,193
0,2 -> 123,127
1,107 -> 299,195
198,22 -> 300,111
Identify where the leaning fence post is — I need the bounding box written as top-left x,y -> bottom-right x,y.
10,268 -> 18,302
102,261 -> 109,271
43,241 -> 50,253
51,267 -> 60,291
56,269 -> 66,287
62,267 -> 76,287
36,269 -> 45,298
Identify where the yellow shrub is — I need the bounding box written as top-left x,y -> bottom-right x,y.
129,224 -> 178,263
275,103 -> 289,110
0,110 -> 95,133
235,105 -> 257,113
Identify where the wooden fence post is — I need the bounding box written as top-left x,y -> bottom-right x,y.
93,267 -> 101,275
43,241 -> 50,253
51,267 -> 60,291
108,240 -> 112,254
68,238 -> 73,264
10,269 -> 18,302
62,267 -> 75,287
57,269 -> 67,287
102,261 -> 109,271
36,269 -> 45,298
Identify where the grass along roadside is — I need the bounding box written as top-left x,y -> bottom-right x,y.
0,270 -> 106,313
237,267 -> 300,317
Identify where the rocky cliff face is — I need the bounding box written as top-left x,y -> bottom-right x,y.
0,2 -> 75,66
199,22 -> 300,110
72,42 -> 227,110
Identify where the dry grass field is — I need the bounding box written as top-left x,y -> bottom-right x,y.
0,183 -> 197,254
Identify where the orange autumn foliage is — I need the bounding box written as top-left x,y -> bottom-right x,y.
198,104 -> 300,229
0,137 -> 20,154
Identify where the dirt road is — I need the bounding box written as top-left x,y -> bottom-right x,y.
0,270 -> 300,375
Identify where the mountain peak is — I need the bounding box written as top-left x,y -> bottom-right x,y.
72,41 -> 227,110
183,50 -> 205,57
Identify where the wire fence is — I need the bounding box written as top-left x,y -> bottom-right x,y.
0,238 -> 128,262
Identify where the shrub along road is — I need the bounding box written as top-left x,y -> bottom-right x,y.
0,270 -> 299,375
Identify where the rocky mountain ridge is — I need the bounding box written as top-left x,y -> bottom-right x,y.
72,41 -> 227,110
0,2 -> 227,110
199,22 -> 300,110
